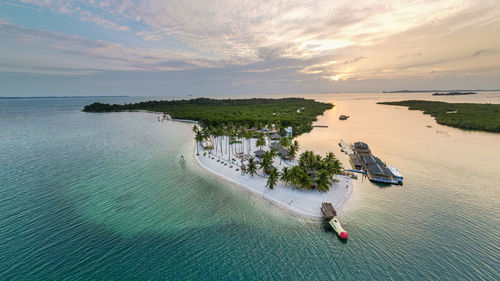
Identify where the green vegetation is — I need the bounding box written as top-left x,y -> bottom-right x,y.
378,100 -> 500,133
266,169 -> 279,189
83,97 -> 333,136
247,158 -> 257,176
279,150 -> 343,192
193,121 -> 343,191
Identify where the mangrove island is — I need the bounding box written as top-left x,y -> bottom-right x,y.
83,97 -> 333,136
378,100 -> 500,133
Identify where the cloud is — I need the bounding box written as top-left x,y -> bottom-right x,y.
343,56 -> 366,64
17,0 -> 131,31
2,0 -> 500,90
473,49 -> 490,57
0,22 -> 223,74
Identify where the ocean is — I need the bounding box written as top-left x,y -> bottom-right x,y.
1,93 -> 499,280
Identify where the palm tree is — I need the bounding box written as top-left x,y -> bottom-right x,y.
299,150 -> 315,170
247,158 -> 257,176
266,169 -> 280,189
323,152 -> 343,178
280,167 -> 290,185
192,124 -> 199,134
194,131 -> 203,155
325,152 -> 335,163
288,166 -> 305,187
280,137 -> 291,148
289,140 -> 299,159
299,173 -> 312,189
269,147 -> 277,159
274,121 -> 281,134
260,151 -> 273,174
315,169 -> 331,192
256,133 -> 266,150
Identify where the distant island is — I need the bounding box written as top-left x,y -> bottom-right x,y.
382,89 -> 499,93
0,96 -> 128,99
378,100 -> 500,133
432,92 -> 477,96
83,97 -> 333,136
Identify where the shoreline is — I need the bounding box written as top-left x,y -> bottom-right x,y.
139,111 -> 353,219
193,143 -> 353,219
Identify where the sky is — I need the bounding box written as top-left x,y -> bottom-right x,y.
1,0 -> 500,96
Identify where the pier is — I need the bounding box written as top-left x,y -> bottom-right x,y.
321,202 -> 337,220
342,141 -> 400,185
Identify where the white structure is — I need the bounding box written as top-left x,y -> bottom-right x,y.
285,126 -> 293,138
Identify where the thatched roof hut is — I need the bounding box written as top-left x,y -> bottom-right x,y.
270,133 -> 281,140
254,149 -> 266,158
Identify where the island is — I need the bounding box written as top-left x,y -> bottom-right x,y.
382,89 -> 498,93
432,92 -> 477,96
378,100 -> 500,133
84,98 -> 353,219
83,97 -> 333,135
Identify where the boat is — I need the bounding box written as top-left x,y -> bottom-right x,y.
179,155 -> 186,167
339,115 -> 349,120
388,166 -> 403,185
329,217 -> 348,239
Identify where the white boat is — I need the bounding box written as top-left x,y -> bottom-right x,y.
329,217 -> 348,239
388,166 -> 403,184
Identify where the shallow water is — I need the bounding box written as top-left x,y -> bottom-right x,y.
0,94 -> 499,280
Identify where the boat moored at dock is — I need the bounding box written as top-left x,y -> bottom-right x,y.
388,166 -> 403,184
329,217 -> 348,239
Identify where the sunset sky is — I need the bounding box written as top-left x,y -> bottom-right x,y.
1,0 -> 500,96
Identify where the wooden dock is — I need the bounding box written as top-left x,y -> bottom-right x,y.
321,202 -> 337,220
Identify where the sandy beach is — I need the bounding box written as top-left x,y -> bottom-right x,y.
193,138 -> 353,219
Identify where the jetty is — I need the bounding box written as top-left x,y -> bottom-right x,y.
321,202 -> 337,220
342,141 -> 401,185
339,139 -> 353,154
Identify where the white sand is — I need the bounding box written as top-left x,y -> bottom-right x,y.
193,137 -> 353,219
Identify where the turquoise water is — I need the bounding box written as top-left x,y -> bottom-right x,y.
1,95 -> 499,280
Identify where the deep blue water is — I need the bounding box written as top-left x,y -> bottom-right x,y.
0,96 -> 499,280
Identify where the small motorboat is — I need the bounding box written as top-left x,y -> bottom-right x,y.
179,155 -> 186,167
329,217 -> 348,239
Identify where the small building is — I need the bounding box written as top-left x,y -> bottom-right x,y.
353,141 -> 371,156
361,155 -> 384,168
254,149 -> 266,158
271,142 -> 292,160
277,147 -> 291,160
366,164 -> 397,184
261,127 -> 270,134
349,154 -> 363,170
264,164 -> 277,175
270,142 -> 281,150
270,133 -> 281,140
284,127 -> 293,138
